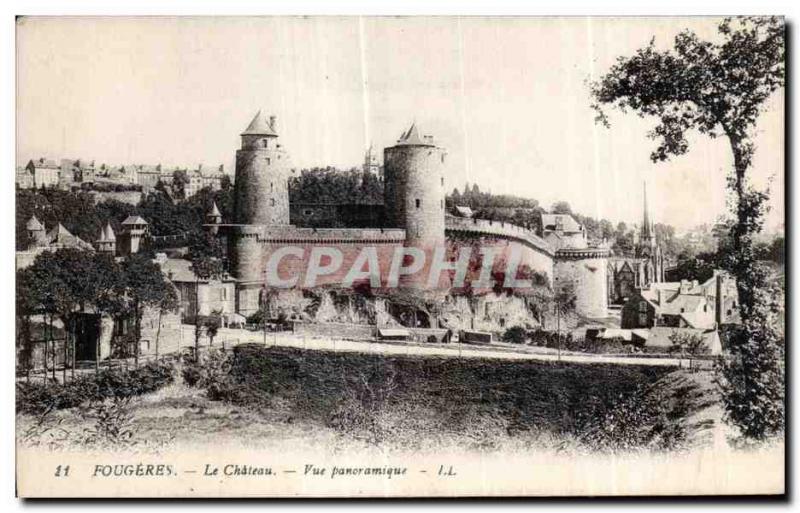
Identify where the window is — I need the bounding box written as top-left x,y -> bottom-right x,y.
441,154 -> 446,163
638,301 -> 647,313
262,139 -> 268,148
270,198 -> 275,206
270,182 -> 273,192
220,288 -> 228,301
415,199 -> 421,209
638,313 -> 647,325
266,157 -> 271,165
441,177 -> 444,186
440,199 -> 443,209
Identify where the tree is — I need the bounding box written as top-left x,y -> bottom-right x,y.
592,17 -> 785,440
552,280 -> 577,361
551,201 -> 572,215
667,330 -> 709,357
187,232 -> 226,361
119,253 -> 178,367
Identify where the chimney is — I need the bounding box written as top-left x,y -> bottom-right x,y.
269,115 -> 277,131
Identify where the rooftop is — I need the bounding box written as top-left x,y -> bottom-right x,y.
241,110 -> 278,137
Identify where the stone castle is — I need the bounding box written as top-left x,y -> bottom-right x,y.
213,111 -> 613,320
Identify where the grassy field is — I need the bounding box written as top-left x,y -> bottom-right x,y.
17,345 -> 723,455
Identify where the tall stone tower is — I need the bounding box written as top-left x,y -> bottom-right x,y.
383,123 -> 446,249
233,111 -> 290,226
230,111 -> 291,314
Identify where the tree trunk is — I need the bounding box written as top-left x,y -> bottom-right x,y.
42,318 -> 48,386
49,314 -> 55,382
63,316 -> 68,384
155,308 -> 163,359
134,301 -> 141,369
195,280 -> 201,362
728,135 -> 748,254
95,320 -> 100,376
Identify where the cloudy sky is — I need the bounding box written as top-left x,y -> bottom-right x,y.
16,16 -> 784,232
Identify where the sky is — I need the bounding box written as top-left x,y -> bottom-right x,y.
16,16 -> 785,232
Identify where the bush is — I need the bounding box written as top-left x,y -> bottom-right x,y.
574,384 -> 687,453
502,326 -> 528,344
181,349 -> 232,400
16,360 -> 175,415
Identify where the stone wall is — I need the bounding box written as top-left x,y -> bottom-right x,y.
384,144 -> 446,247
89,190 -> 143,206
292,321 -> 375,341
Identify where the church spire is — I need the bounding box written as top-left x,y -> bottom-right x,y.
640,180 -> 654,246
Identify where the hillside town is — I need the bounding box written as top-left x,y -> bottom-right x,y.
14,18 -> 784,497
16,111 -> 762,375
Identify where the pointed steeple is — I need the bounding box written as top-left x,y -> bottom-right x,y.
640,180 -> 654,245
395,122 -> 435,147
26,215 -> 44,232
98,222 -> 116,242
209,201 -> 222,218
241,110 -> 278,136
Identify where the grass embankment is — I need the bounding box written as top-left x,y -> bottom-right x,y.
17,346 -> 723,454
189,345 -> 721,453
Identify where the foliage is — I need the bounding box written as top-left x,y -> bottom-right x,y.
181,348 -> 234,400
667,330 -> 710,356
194,344 -> 685,453
289,166 -> 383,205
501,326 -> 528,344
592,16 -> 785,442
17,185 -> 234,252
80,397 -> 137,448
16,359 -> 175,415
575,384 -> 687,453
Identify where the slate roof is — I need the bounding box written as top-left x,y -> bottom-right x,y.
541,214 -> 583,233
97,222 -> 116,242
122,215 -> 148,226
453,205 -> 474,218
209,202 -> 222,217
26,215 -> 44,231
394,123 -> 436,147
241,110 -> 278,136
46,223 -> 93,250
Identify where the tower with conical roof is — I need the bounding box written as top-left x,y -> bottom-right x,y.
26,215 -> 47,248
230,111 -> 291,313
205,201 -> 222,235
383,123 -> 447,250
97,222 -> 117,255
233,110 -> 290,226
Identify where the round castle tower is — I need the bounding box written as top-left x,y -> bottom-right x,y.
383,123 -> 446,249
554,247 -> 610,319
233,111 -> 291,226
230,111 -> 291,314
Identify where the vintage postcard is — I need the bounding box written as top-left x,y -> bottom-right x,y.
14,16 -> 785,497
